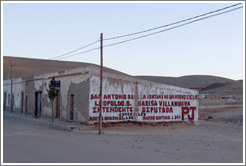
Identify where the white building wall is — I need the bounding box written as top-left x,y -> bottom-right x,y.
3,78 -> 25,111
89,74 -> 199,124
3,66 -> 199,125
34,68 -> 90,121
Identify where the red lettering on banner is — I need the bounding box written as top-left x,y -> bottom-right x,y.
182,107 -> 196,120
90,93 -> 198,122
182,107 -> 189,120
91,94 -> 100,100
94,101 -> 99,106
89,117 -> 98,121
188,107 -> 196,120
128,95 -> 134,99
92,107 -> 98,113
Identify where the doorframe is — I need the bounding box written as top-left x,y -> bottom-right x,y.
4,92 -> 7,111
55,93 -> 60,119
21,92 -> 24,113
25,95 -> 28,114
70,94 -> 74,121
35,91 -> 42,117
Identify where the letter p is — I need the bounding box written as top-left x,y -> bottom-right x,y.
182,107 -> 189,120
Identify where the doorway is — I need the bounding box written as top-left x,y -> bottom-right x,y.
35,92 -> 42,117
4,92 -> 7,111
70,95 -> 74,121
55,93 -> 60,119
21,92 -> 24,113
25,95 -> 28,114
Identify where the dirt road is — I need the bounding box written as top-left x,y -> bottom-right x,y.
3,107 -> 243,163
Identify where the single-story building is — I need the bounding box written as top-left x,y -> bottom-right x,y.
3,65 -> 199,125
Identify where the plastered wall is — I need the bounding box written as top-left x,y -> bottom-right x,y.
89,74 -> 199,124
3,78 -> 26,112
34,70 -> 90,122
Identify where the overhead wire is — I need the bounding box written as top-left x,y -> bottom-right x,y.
104,3 -> 242,41
13,39 -> 100,67
48,4 -> 243,59
10,3 -> 243,65
50,39 -> 100,60
103,5 -> 243,48
55,47 -> 100,60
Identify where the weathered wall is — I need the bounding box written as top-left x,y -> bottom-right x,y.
3,78 -> 26,112
4,66 -> 199,125
34,68 -> 90,122
65,78 -> 90,123
89,74 -> 199,124
25,78 -> 36,115
3,80 -> 11,110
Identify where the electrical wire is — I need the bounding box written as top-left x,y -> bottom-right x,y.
13,39 -> 100,67
50,39 -> 100,60
41,4 -> 243,59
55,47 -> 100,60
104,6 -> 243,48
104,3 -> 242,41
10,3 -> 243,65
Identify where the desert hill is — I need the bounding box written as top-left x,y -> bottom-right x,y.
3,56 -> 129,80
135,75 -> 235,89
200,80 -> 243,96
3,56 -> 240,92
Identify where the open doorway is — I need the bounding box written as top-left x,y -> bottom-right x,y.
70,94 -> 74,121
55,93 -> 60,119
35,91 -> 42,117
25,95 -> 28,114
4,92 -> 7,111
21,92 -> 24,113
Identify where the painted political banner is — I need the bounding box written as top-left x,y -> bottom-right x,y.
88,75 -> 199,123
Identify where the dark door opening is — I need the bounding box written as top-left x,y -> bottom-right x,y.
21,92 -> 24,113
8,94 -> 10,106
70,95 -> 74,120
35,92 -> 42,117
12,95 -> 14,111
56,93 -> 60,119
4,92 -> 7,111
25,95 -> 28,114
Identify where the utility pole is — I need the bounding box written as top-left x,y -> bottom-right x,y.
42,65 -> 46,118
10,61 -> 13,113
99,33 -> 103,134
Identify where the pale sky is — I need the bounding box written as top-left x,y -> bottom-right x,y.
2,1 -> 244,80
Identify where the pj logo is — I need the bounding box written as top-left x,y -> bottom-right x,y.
181,107 -> 196,120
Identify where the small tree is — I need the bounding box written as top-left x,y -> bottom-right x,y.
47,77 -> 58,123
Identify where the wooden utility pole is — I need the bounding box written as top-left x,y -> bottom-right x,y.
99,33 -> 103,134
10,61 -> 13,113
42,65 -> 46,119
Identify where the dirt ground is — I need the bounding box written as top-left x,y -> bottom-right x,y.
3,106 -> 243,163
80,106 -> 244,163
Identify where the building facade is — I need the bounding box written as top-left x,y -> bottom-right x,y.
3,66 -> 199,124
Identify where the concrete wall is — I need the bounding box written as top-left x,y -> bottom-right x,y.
3,66 -> 199,125
3,78 -> 26,112
89,74 -> 199,124
33,68 -> 91,123
3,67 -> 91,123
59,73 -> 90,123
25,78 -> 36,115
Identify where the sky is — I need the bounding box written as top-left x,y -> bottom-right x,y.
2,1 -> 244,80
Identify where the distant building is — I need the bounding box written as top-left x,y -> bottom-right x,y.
3,66 -> 199,125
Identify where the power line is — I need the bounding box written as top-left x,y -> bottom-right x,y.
104,3 -> 242,41
50,4 -> 243,59
55,47 -> 100,60
9,3 -> 243,65
13,39 -> 100,67
50,39 -> 100,60
103,6 -> 243,48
